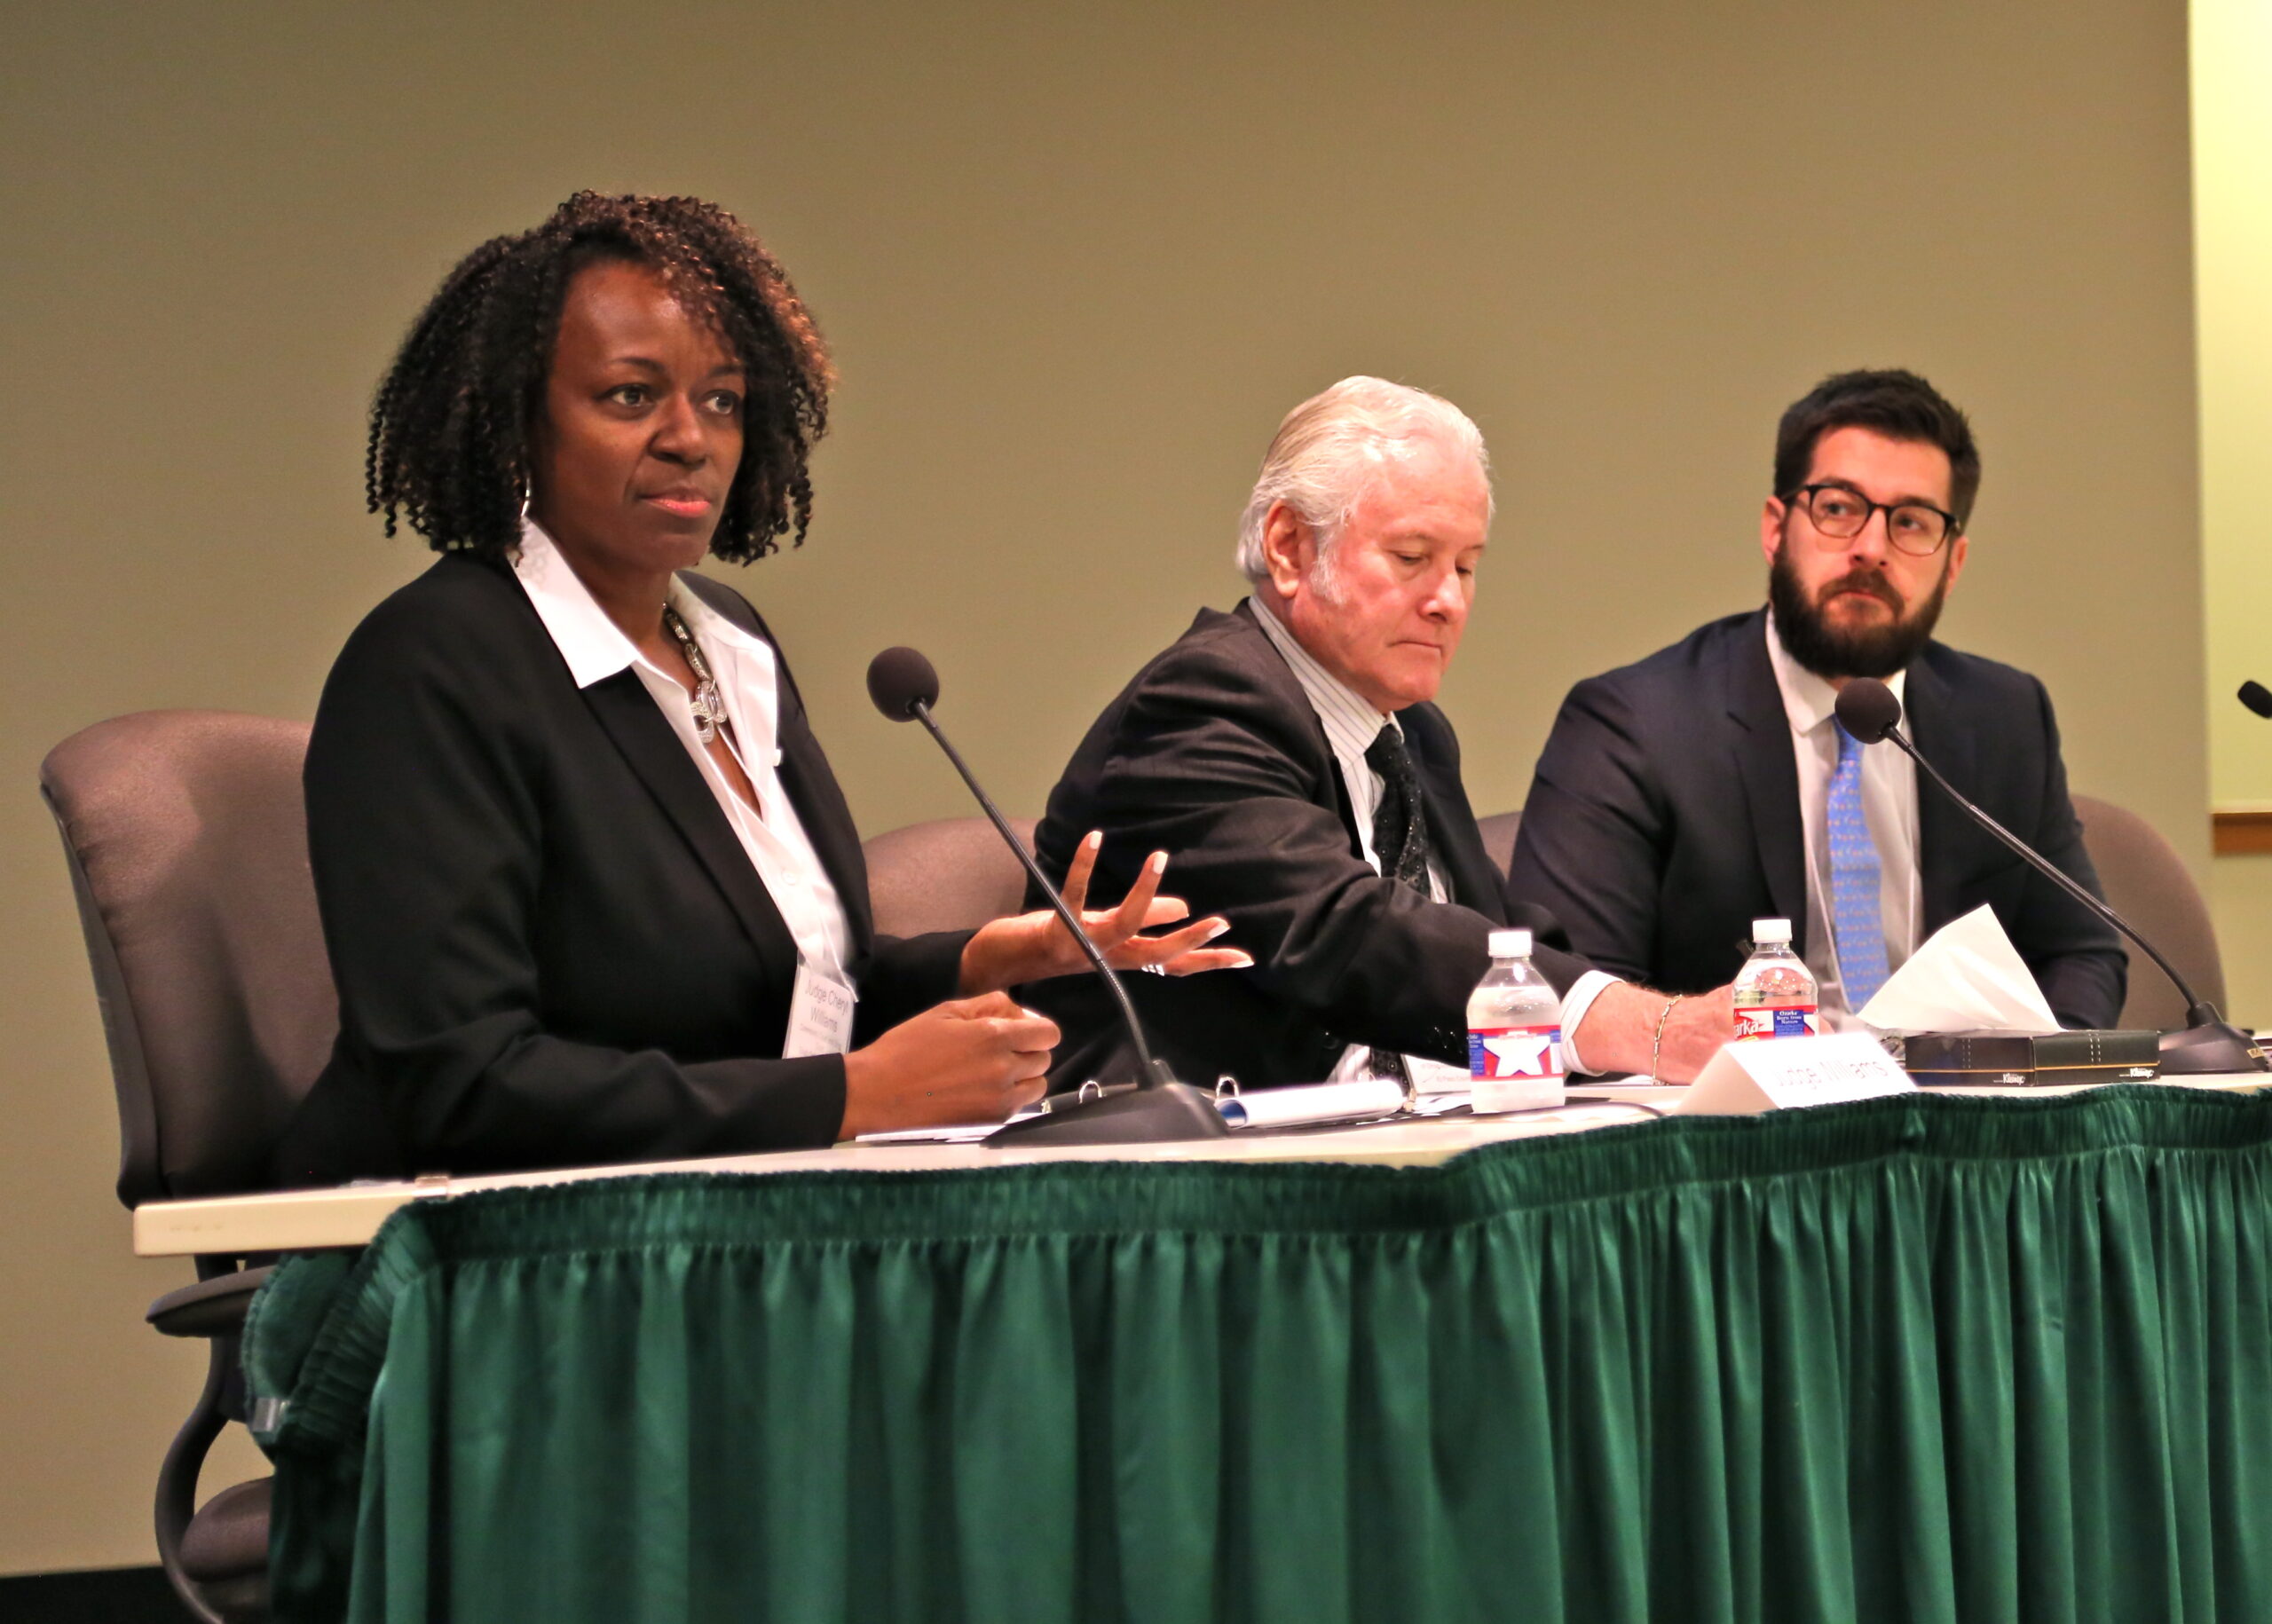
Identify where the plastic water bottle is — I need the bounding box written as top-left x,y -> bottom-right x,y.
1468,928 -> 1566,1112
1732,918 -> 1819,1040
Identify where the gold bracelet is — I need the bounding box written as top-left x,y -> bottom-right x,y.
1651,994 -> 1686,1081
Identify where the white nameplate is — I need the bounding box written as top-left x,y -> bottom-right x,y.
1674,1032 -> 1914,1116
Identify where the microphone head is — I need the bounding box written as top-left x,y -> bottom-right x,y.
866,646 -> 941,721
2241,680 -> 2272,719
1834,678 -> 1904,745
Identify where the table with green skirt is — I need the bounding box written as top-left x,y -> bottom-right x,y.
242,1085 -> 2272,1622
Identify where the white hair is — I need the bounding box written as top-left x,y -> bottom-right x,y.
1233,376 -> 1493,585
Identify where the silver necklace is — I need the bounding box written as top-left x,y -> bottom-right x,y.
660,605 -> 728,745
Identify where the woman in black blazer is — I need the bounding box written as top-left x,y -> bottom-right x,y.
277,193 -> 1242,1186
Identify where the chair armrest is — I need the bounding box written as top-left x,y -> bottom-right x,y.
147,1266 -> 276,1338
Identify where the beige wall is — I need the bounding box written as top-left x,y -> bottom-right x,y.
2214,859 -> 2272,1027
2196,0 -> 2272,810
0,0 -> 2204,1574
2193,0 -> 2272,1026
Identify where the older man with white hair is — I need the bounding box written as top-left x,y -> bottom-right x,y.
1024,377 -> 1732,1091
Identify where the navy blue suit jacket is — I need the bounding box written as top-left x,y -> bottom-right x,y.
1503,610 -> 2126,1029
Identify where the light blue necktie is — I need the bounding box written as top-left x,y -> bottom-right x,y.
1828,720 -> 1890,1011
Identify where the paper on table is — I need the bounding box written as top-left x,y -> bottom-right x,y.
1217,1079 -> 1408,1129
1856,903 -> 2060,1036
1406,1057 -> 1473,1097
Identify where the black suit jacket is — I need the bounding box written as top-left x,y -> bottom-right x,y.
276,551 -> 967,1186
1503,609 -> 2126,1029
1025,603 -> 1586,1089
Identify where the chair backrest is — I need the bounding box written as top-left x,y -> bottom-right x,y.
2071,793 -> 2225,1031
1476,809 -> 1523,883
41,711 -> 335,1207
864,816 -> 1037,938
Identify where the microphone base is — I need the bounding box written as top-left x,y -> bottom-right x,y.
986,1080 -> 1230,1147
2158,1020 -> 2270,1076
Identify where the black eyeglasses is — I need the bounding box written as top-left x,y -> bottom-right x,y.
1782,483 -> 1960,556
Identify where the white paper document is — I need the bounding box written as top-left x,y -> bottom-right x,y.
1856,904 -> 2061,1036
1406,1058 -> 1474,1097
855,1108 -> 1042,1145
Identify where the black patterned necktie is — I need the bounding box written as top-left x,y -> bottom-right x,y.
1365,723 -> 1432,897
1362,723 -> 1430,1087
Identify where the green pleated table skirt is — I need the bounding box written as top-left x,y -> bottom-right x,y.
246,1086 -> 2272,1623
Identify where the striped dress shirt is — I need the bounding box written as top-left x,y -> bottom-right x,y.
1249,595 -> 1614,1075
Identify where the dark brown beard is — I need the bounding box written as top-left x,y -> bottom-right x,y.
1766,542 -> 1952,682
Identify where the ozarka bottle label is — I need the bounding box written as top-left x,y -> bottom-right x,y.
1470,1025 -> 1566,1080
1732,1004 -> 1819,1040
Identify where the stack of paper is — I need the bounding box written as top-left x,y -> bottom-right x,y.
1857,905 -> 2061,1035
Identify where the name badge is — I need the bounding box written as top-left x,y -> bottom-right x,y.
784,959 -> 857,1058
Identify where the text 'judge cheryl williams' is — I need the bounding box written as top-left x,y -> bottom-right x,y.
1021,376 -> 1734,1092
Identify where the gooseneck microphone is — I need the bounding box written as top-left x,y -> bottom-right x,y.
2240,681 -> 2272,720
865,647 -> 1228,1144
864,646 -> 1160,1080
1834,679 -> 2267,1076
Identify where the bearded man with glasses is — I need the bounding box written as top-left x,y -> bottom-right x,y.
1504,368 -> 2125,1030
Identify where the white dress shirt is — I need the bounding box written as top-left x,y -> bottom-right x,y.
1249,597 -> 1614,1073
1762,613 -> 1921,1018
511,522 -> 854,997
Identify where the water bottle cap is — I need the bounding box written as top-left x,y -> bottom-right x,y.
1751,918 -> 1792,945
1488,928 -> 1531,958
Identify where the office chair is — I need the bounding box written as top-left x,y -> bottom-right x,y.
863,816 -> 1037,937
42,710 -> 336,1624
2072,793 -> 2229,1030
1476,809 -> 1523,882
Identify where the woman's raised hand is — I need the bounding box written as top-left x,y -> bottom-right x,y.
1060,832 -> 1255,975
838,992 -> 1058,1139
958,832 -> 1254,995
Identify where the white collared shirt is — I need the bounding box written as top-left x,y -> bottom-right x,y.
511,522 -> 853,993
1248,595 -> 1450,900
1763,612 -> 1922,1017
1248,596 -> 1615,1073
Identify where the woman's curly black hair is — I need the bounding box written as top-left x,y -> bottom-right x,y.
367,191 -> 835,563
